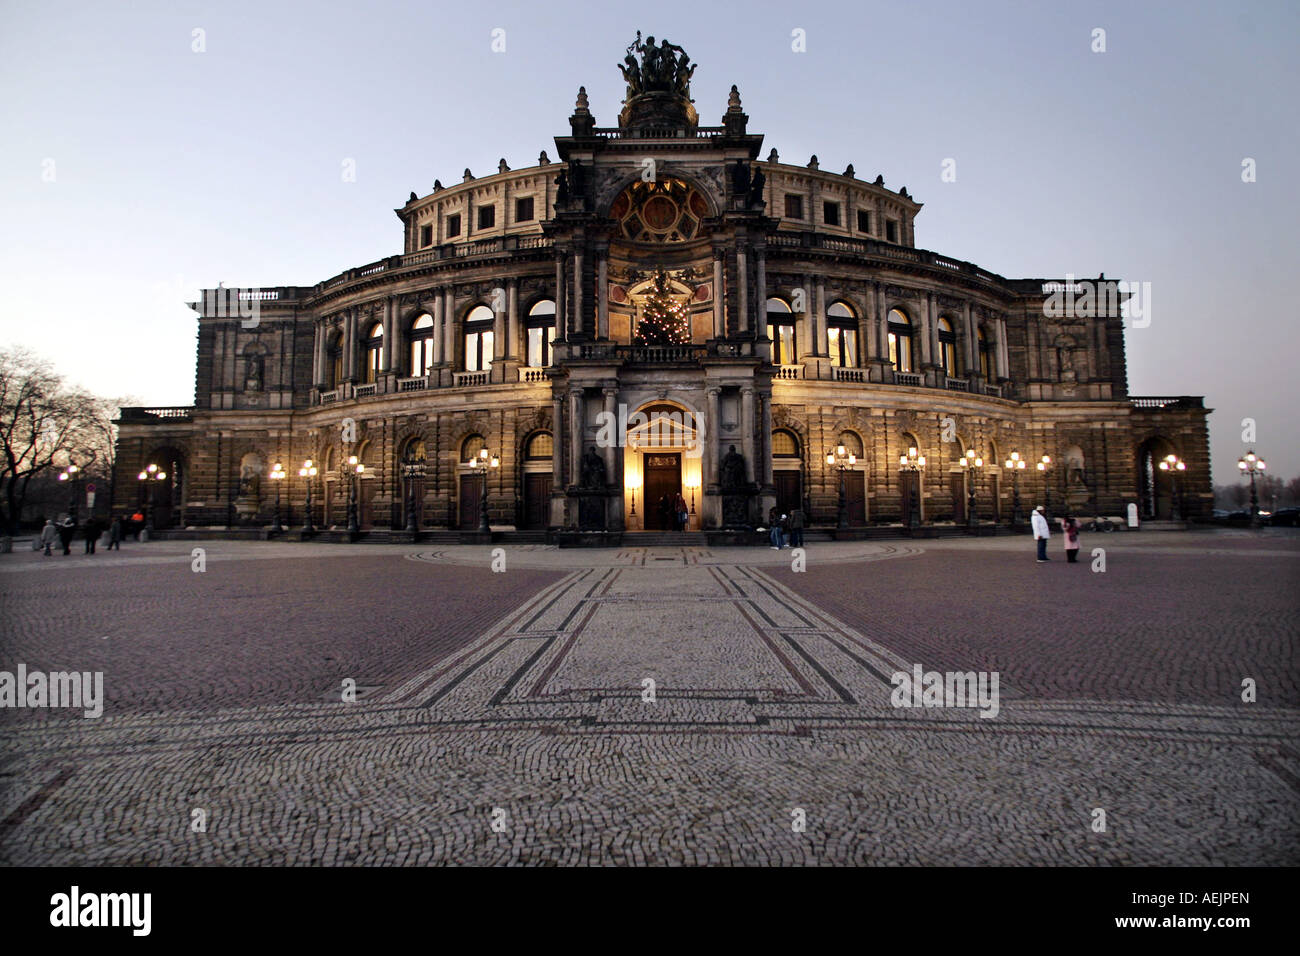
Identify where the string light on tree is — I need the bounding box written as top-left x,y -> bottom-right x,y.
634,268 -> 691,345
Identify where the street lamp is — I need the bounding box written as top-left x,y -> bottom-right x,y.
959,449 -> 984,528
469,447 -> 500,533
136,463 -> 167,533
346,455 -> 365,534
402,452 -> 426,533
1003,451 -> 1026,525
899,445 -> 926,528
298,459 -> 318,532
827,443 -> 858,529
58,461 -> 82,523
1036,455 -> 1053,519
1237,450 -> 1266,526
268,462 -> 286,533
1158,453 -> 1187,520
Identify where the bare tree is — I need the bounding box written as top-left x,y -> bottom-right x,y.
0,347 -> 104,538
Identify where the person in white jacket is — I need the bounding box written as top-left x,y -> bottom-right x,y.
1031,505 -> 1051,562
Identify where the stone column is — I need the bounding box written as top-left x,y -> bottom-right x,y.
603,385 -> 621,530
573,245 -> 585,339
382,297 -> 397,371
736,245 -> 749,333
343,309 -> 356,381
597,251 -> 609,339
964,302 -> 978,379
917,295 -> 933,368
555,251 -> 569,339
551,393 -> 564,487
442,288 -> 455,367
506,279 -> 519,360
712,248 -> 725,338
311,320 -> 324,386
741,386 -> 755,483
492,289 -> 505,362
755,248 -> 768,339
815,278 -> 827,355
569,388 -> 583,489
759,393 -> 774,490
706,386 -> 721,490
601,386 -> 617,480
998,316 -> 1010,379
432,291 -> 444,365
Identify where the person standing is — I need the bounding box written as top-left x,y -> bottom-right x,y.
674,492 -> 688,532
40,519 -> 57,556
83,516 -> 100,554
1031,505 -> 1051,562
1061,514 -> 1081,563
108,516 -> 123,551
768,505 -> 781,549
58,516 -> 75,555
778,513 -> 791,549
789,507 -> 805,548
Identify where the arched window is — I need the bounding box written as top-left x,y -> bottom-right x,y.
827,301 -> 858,368
461,434 -> 486,462
938,317 -> 958,377
409,314 -> 434,376
362,322 -> 384,384
327,330 -> 343,388
526,300 -> 557,368
772,429 -> 800,458
464,305 -> 494,372
838,431 -> 864,458
768,298 -> 796,365
888,309 -> 914,372
978,325 -> 992,379
525,432 -> 553,460
401,437 -> 426,463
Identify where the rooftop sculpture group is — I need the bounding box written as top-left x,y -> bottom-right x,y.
619,32 -> 695,99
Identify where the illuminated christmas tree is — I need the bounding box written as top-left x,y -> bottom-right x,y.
634,269 -> 691,345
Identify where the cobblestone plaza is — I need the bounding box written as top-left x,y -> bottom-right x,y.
2,531 -> 1295,866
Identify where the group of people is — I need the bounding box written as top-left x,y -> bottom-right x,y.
38,514 -> 136,556
766,506 -> 805,550
657,493 -> 690,532
1030,505 -> 1082,562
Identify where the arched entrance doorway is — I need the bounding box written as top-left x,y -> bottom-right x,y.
622,401 -> 702,531
1136,436 -> 1178,519
143,446 -> 186,529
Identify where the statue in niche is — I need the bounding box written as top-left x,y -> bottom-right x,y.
244,352 -> 263,392
720,444 -> 746,491
748,166 -> 766,207
556,170 -> 569,204
238,461 -> 260,499
581,447 -> 607,489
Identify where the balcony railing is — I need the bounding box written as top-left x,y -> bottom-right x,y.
618,344 -> 706,364
945,377 -> 969,392
831,366 -> 864,382
984,383 -> 1003,398
518,367 -> 548,383
397,376 -> 428,392
775,365 -> 803,380
766,231 -> 1007,285
117,406 -> 195,423
319,389 -> 340,404
453,371 -> 489,388
353,382 -> 378,397
895,372 -> 923,387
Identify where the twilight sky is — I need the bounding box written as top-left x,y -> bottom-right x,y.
1,0 -> 1296,483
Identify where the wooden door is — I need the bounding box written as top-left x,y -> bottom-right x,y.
774,470 -> 801,516
950,471 -> 966,523
844,471 -> 866,526
900,472 -> 920,525
523,474 -> 551,529
459,473 -> 484,530
643,453 -> 681,530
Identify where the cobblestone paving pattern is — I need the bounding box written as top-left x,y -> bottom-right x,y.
0,533 -> 1295,865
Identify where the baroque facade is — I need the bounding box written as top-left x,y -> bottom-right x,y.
115,38 -> 1211,535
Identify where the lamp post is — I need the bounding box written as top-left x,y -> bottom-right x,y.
298,459 -> 318,533
827,443 -> 857,529
402,453 -> 426,533
469,447 -> 500,533
58,461 -> 82,523
1003,451 -> 1026,525
959,449 -> 984,528
1237,450 -> 1266,526
269,461 -> 286,533
346,455 -> 365,534
1036,455 -> 1053,519
136,463 -> 167,533
899,445 -> 926,528
1158,453 -> 1187,521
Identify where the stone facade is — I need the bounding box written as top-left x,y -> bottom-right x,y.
114,43 -> 1211,533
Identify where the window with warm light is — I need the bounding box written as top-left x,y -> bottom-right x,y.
464,305 -> 494,372
409,313 -> 434,376
362,322 -> 384,384
888,309 -> 914,372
